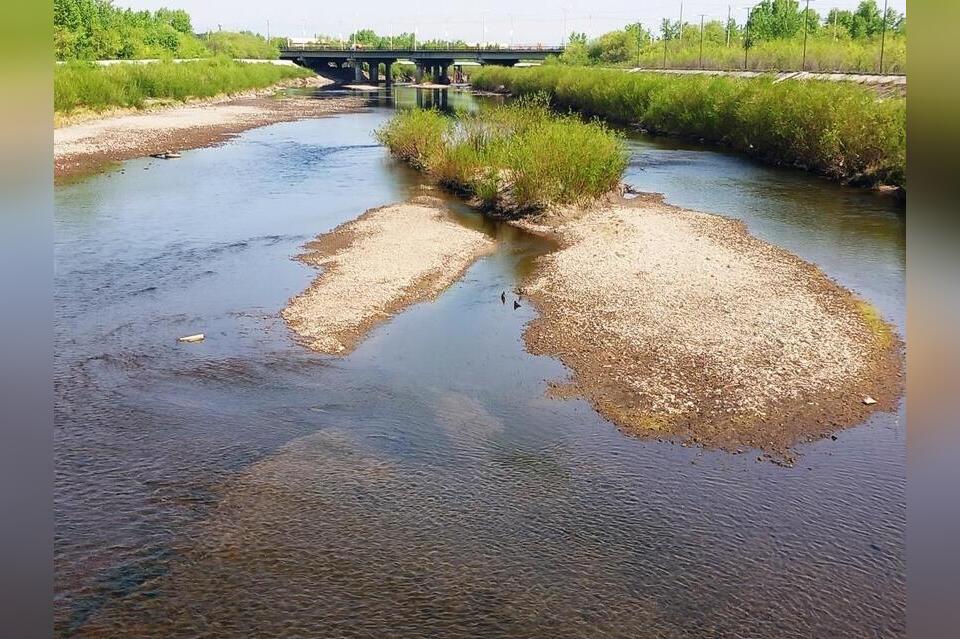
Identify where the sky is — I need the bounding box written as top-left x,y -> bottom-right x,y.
114,0 -> 908,45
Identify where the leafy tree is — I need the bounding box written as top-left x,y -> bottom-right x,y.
558,35 -> 589,65
155,8 -> 192,34
586,24 -> 652,64
660,19 -> 681,41
825,2 -> 904,39
747,0 -> 805,43
54,0 -> 211,60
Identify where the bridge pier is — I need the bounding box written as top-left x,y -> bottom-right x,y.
438,63 -> 450,85
415,64 -> 424,84
353,59 -> 362,83
384,62 -> 392,87
367,60 -> 378,83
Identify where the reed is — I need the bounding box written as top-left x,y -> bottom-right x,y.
472,66 -> 905,188
54,58 -> 313,114
377,97 -> 628,215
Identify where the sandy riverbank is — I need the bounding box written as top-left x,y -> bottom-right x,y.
513,193 -> 902,459
282,196 -> 495,355
54,75 -> 364,181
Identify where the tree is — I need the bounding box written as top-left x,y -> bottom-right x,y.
660,19 -> 681,41
824,1 -> 904,40
747,0 -> 805,43
155,8 -> 193,35
558,39 -> 589,65
588,29 -> 635,64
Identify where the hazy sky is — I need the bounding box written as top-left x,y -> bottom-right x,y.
114,0 -> 907,45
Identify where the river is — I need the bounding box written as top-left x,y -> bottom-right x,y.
54,86 -> 905,638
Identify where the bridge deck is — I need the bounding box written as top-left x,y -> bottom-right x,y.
280,46 -> 563,62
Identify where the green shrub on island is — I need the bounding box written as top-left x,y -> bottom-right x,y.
54,58 -> 313,114
472,66 -> 905,188
377,97 -> 628,214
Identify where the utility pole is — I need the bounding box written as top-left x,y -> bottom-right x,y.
726,5 -> 731,47
699,15 -> 705,69
663,22 -> 668,68
879,0 -> 889,73
678,2 -> 684,46
266,20 -> 270,40
743,7 -> 750,70
637,20 -> 642,67
801,0 -> 810,71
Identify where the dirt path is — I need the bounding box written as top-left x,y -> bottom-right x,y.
514,193 -> 902,459
54,76 -> 364,181
283,196 -> 495,355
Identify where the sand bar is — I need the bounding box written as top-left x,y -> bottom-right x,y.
54,75 -> 364,180
516,193 -> 902,457
283,197 -> 495,355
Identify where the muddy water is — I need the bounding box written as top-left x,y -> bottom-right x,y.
55,87 -> 904,638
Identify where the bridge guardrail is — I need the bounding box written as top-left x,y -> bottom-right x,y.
280,45 -> 564,54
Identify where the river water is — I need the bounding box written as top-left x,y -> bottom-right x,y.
54,87 -> 905,638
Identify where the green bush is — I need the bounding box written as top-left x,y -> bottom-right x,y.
376,97 -> 628,214
54,58 -> 314,114
472,66 -> 905,188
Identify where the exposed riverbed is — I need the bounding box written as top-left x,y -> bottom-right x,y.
55,86 -> 905,638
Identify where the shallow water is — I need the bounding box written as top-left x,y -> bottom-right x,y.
55,87 -> 905,637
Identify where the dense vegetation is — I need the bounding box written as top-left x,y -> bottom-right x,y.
319,30 -> 472,50
472,66 -> 905,188
201,31 -> 286,59
54,0 -> 282,60
55,59 -> 312,114
559,0 -> 905,73
377,98 -> 628,214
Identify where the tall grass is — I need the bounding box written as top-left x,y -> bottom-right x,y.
54,59 -> 314,114
632,35 -> 906,74
377,97 -> 628,215
473,66 -> 905,188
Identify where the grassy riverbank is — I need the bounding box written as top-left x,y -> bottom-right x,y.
55,59 -> 314,115
472,66 -> 905,189
377,98 -> 628,214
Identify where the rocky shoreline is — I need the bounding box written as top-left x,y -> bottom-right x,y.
512,192 -> 903,459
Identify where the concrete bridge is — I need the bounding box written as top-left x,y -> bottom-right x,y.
279,45 -> 564,85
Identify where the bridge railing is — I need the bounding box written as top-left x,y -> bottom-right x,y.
280,44 -> 564,54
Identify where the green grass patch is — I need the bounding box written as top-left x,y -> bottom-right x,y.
376,97 -> 628,215
54,59 -> 314,115
472,66 -> 905,189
